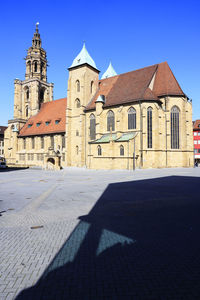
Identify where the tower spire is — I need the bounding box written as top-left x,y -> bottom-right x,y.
32,22 -> 41,48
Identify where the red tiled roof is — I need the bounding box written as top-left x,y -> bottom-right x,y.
153,62 -> 185,97
193,120 -> 200,130
85,62 -> 185,111
19,98 -> 67,137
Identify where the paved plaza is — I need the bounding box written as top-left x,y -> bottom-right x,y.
0,167 -> 200,299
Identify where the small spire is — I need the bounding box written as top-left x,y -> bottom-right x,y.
101,62 -> 117,79
32,22 -> 42,48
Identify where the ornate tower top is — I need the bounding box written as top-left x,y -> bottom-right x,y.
32,22 -> 42,48
25,23 -> 47,81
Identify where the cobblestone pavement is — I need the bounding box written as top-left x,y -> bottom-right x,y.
0,167 -> 200,299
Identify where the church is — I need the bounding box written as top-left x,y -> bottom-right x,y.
4,25 -> 193,170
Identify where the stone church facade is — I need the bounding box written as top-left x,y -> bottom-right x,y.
4,25 -> 194,169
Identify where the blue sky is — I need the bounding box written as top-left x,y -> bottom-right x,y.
0,0 -> 200,125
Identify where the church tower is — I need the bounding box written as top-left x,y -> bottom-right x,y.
4,24 -> 54,164
13,23 -> 54,121
66,43 -> 100,167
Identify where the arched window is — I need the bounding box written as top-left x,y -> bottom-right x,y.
171,106 -> 180,149
97,145 -> 102,156
107,110 -> 115,131
40,62 -> 44,74
25,105 -> 28,118
34,61 -> 37,72
90,114 -> 96,140
91,81 -> 94,94
120,145 -> 124,156
76,145 -> 79,155
75,98 -> 80,108
76,130 -> 79,136
147,107 -> 152,148
76,80 -> 80,92
128,107 -> 136,129
27,61 -> 31,73
26,89 -> 29,100
23,138 -> 26,149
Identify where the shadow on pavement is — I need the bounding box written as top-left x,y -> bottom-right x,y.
0,167 -> 29,172
16,176 -> 200,299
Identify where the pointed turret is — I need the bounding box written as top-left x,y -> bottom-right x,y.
101,62 -> 117,79
69,43 -> 98,71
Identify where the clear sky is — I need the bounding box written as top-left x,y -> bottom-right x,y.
0,0 -> 200,126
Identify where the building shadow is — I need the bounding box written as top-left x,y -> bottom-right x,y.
16,176 -> 200,299
0,167 -> 29,172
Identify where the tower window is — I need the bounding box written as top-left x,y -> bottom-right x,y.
34,61 -> 37,72
120,145 -> 124,156
171,106 -> 180,149
128,107 -> 136,129
27,61 -> 31,73
76,145 -> 79,155
25,106 -> 29,118
26,89 -> 29,100
91,81 -> 94,94
147,107 -> 152,148
107,110 -> 115,131
75,98 -> 80,108
90,114 -> 96,140
97,145 -> 102,156
76,80 -> 80,92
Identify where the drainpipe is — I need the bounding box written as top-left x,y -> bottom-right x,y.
139,100 -> 143,168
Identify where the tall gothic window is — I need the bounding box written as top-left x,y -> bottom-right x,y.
90,114 -> 96,140
26,89 -> 29,100
76,146 -> 79,155
75,98 -> 80,108
107,110 -> 115,131
97,145 -> 102,156
171,106 -> 180,149
147,107 -> 152,148
23,138 -> 26,149
120,145 -> 124,156
27,61 -> 31,73
76,80 -> 80,92
34,61 -> 37,72
128,107 -> 136,129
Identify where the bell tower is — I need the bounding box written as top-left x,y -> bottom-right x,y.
66,43 -> 100,167
25,22 -> 47,82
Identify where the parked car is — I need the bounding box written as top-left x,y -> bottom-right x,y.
0,156 -> 7,168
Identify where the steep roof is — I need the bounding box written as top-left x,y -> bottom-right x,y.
19,98 -> 67,137
85,62 -> 185,111
69,43 -> 98,70
193,120 -> 200,130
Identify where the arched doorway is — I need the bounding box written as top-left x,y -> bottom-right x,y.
47,157 -> 55,165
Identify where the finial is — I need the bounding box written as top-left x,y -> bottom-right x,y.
36,22 -> 39,32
